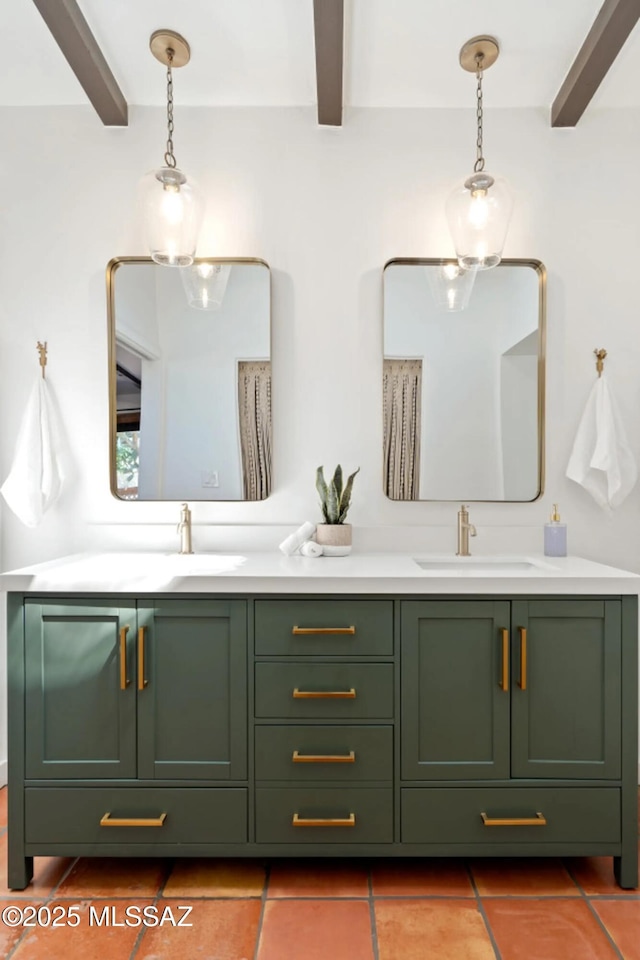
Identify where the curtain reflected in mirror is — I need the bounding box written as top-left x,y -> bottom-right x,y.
383,259 -> 545,502
383,359 -> 422,499
108,258 -> 272,501
238,361 -> 272,500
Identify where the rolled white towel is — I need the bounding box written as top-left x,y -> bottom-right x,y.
279,521 -> 317,555
300,540 -> 323,558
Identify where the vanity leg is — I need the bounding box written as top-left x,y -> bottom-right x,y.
614,854 -> 638,890
7,851 -> 33,892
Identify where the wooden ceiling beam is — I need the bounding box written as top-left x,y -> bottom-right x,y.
32,0 -> 128,126
313,0 -> 344,125
552,0 -> 640,127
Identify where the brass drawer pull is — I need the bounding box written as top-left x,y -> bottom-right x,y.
292,688 -> 357,699
119,626 -> 130,690
500,628 -> 509,692
292,813 -> 355,827
292,750 -> 356,763
518,626 -> 527,690
481,811 -> 546,827
100,812 -> 167,828
138,626 -> 148,690
292,625 -> 356,635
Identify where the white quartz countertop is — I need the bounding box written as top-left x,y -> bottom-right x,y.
1,552 -> 638,595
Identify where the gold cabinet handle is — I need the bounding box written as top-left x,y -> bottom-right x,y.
138,626 -> 148,690
292,625 -> 356,635
518,626 -> 527,690
500,628 -> 509,692
292,813 -> 355,827
100,812 -> 167,828
292,750 -> 355,763
481,811 -> 546,827
292,688 -> 356,699
119,626 -> 130,690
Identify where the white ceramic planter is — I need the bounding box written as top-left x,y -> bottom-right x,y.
315,523 -> 352,556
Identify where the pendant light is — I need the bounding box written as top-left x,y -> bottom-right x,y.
426,261 -> 476,313
139,30 -> 204,267
446,36 -> 513,271
180,261 -> 232,310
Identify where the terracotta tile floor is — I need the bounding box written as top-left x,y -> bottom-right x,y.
0,787 -> 637,960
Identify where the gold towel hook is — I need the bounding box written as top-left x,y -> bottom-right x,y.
594,348 -> 607,378
36,341 -> 47,379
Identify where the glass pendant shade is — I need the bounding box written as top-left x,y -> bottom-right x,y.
180,262 -> 232,310
425,260 -> 476,312
446,172 -> 513,271
139,166 -> 204,267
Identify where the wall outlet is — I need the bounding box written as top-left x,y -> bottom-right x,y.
201,470 -> 219,488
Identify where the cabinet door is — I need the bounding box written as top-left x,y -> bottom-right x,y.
401,601 -> 510,780
25,601 -> 137,779
511,600 -> 621,779
137,600 -> 247,780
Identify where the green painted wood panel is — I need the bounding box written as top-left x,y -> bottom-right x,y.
24,601 -> 136,779
255,662 -> 393,718
254,600 -> 393,656
510,600 -> 621,779
25,787 -> 247,843
254,725 -> 393,781
137,600 -> 247,780
401,601 -> 511,780
255,787 -> 393,842
402,786 -> 620,844
617,596 -> 639,888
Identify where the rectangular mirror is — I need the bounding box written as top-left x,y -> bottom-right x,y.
383,258 -> 545,502
107,257 -> 271,501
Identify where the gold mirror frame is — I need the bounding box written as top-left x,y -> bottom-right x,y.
106,256 -> 272,501
382,257 -> 546,502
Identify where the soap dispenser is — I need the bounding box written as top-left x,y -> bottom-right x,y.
544,504 -> 567,557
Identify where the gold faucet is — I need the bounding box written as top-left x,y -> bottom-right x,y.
456,504 -> 477,556
177,503 -> 193,554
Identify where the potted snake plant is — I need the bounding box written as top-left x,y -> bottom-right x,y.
315,465 -> 360,556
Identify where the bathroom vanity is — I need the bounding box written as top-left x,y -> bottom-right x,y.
2,552 -> 638,890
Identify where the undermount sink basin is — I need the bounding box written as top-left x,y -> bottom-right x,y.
414,557 -> 554,575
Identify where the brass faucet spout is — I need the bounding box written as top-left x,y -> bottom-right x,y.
177,503 -> 193,555
456,505 -> 477,557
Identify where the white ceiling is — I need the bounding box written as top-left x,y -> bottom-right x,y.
2,0 -> 639,111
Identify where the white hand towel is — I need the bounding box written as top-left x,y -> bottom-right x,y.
566,374 -> 637,511
1,377 -> 64,527
300,540 -> 323,558
279,521 -> 317,555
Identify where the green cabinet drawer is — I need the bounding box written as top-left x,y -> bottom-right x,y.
401,787 -> 620,844
25,787 -> 247,844
255,600 -> 393,656
255,725 -> 393,781
256,787 -> 393,843
255,663 -> 393,718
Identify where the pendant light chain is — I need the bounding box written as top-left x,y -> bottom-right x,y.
164,49 -> 177,169
474,53 -> 485,173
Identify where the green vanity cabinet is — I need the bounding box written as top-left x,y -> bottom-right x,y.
401,600 -> 511,780
7,590 -> 637,891
399,595 -> 637,889
510,600 -> 621,779
24,601 -> 138,779
23,598 -> 247,782
401,598 -> 622,781
137,600 -> 247,780
11,595 -> 248,888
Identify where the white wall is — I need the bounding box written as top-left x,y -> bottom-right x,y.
501,352 -> 538,499
1,104 -> 640,776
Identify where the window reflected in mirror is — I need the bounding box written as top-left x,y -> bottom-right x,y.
108,258 -> 271,501
383,259 -> 545,502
